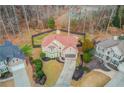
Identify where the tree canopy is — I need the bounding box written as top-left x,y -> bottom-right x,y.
32,59 -> 44,78
82,38 -> 94,52
83,52 -> 92,63
112,6 -> 124,28
20,44 -> 33,57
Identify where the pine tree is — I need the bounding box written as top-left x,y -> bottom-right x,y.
112,6 -> 121,28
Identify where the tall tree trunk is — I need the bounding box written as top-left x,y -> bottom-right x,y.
5,6 -> 16,37
22,5 -> 31,37
106,7 -> 117,32
12,5 -> 22,37
83,9 -> 87,33
0,12 -> 8,38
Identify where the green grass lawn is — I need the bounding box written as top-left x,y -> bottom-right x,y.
33,30 -> 89,46
33,31 -> 56,45
42,60 -> 64,86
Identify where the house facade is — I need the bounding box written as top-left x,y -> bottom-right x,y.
42,34 -> 78,62
0,60 -> 8,74
95,39 -> 124,70
0,41 -> 31,86
0,41 -> 25,74
61,47 -> 78,61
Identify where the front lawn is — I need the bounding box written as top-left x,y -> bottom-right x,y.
42,60 -> 64,86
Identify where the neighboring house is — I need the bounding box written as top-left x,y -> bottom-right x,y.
0,40 -> 25,74
0,41 -> 31,87
95,39 -> 124,70
42,34 -> 78,62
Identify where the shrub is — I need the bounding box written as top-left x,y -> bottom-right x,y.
71,19 -> 78,31
35,70 -> 44,79
32,59 -> 44,79
20,44 -> 33,57
82,39 -> 94,52
82,66 -> 90,73
83,52 -> 92,63
32,59 -> 43,69
112,6 -> 121,28
40,52 -> 46,59
47,17 -> 55,29
112,15 -> 120,28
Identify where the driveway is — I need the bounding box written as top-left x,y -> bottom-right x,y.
55,60 -> 76,87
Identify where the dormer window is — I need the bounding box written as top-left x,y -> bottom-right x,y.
107,51 -> 110,54
118,56 -> 121,59
106,56 -> 110,61
6,57 -> 11,62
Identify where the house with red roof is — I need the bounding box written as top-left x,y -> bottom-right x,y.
42,34 -> 78,62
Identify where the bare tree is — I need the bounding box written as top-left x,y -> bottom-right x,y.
22,5 -> 31,36
106,6 -> 117,32
12,5 -> 22,37
4,6 -> 16,37
0,10 -> 8,37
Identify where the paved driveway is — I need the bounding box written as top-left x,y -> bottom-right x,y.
55,60 -> 76,87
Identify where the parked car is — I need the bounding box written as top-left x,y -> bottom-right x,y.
34,72 -> 47,85
72,65 -> 84,81
39,75 -> 47,85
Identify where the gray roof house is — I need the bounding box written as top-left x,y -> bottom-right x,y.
96,39 -> 124,69
0,41 -> 25,74
0,41 -> 31,87
0,40 -> 25,61
96,39 -> 124,87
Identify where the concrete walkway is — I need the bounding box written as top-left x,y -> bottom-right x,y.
105,72 -> 124,87
55,60 -> 76,87
8,63 -> 31,87
12,68 -> 31,87
93,69 -> 117,78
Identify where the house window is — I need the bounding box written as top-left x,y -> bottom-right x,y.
48,46 -> 55,52
65,54 -> 76,58
0,64 -> 8,73
113,54 -> 121,59
111,60 -> 119,66
98,53 -> 104,58
118,56 -> 121,59
106,56 -> 110,61
107,51 -> 110,55
98,53 -> 101,57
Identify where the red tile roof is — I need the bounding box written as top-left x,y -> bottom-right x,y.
42,34 -> 78,48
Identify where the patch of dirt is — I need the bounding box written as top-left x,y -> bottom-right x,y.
76,71 -> 111,87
